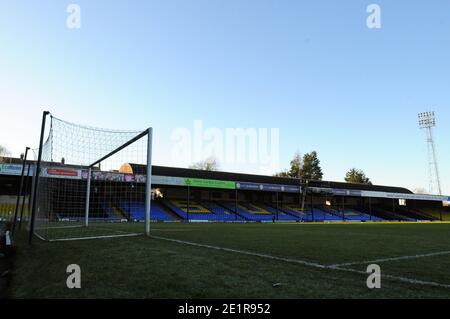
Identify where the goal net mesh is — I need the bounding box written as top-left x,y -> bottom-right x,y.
32,115 -> 150,241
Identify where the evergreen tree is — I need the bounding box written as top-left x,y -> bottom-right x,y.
345,168 -> 372,185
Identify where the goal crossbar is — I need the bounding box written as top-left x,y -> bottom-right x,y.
89,128 -> 150,168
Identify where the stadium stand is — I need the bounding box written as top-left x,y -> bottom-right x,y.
362,205 -> 438,222
421,208 -> 450,221
258,203 -> 298,221
281,204 -> 311,221
161,199 -> 218,221
355,206 -> 411,221
111,206 -> 125,219
1,158 -> 447,225
0,204 -> 15,220
393,207 -> 439,221
319,206 -> 382,222
120,201 -> 176,221
445,206 -> 450,221
344,208 -> 382,221
52,201 -> 174,222
217,201 -> 275,221
101,203 -> 121,220
55,209 -> 111,222
307,208 -> 343,222
0,204 -> 29,221
200,201 -> 243,221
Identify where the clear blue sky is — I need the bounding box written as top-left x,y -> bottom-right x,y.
0,0 -> 449,194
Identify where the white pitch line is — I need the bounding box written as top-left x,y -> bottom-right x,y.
49,233 -> 142,242
33,232 -> 48,241
151,229 -> 199,232
153,235 -> 450,290
333,266 -> 450,289
329,251 -> 450,268
45,225 -> 84,230
151,235 -> 327,269
89,225 -> 136,235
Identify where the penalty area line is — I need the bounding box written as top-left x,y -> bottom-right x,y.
48,233 -> 142,242
152,235 -> 450,290
332,266 -> 450,289
329,251 -> 450,268
151,235 -> 327,269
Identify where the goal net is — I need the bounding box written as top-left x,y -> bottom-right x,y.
30,113 -> 152,241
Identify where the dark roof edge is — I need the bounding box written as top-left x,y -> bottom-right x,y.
0,156 -> 413,194
150,165 -> 413,194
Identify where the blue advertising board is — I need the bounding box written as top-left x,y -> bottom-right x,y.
236,182 -> 301,193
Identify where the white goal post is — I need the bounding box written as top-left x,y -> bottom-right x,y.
29,111 -> 153,242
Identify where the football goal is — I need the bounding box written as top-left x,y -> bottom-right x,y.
29,111 -> 153,242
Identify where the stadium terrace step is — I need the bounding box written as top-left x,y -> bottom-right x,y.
281,205 -> 311,221
357,206 -> 410,221
156,201 -> 182,221
0,204 -> 30,221
161,199 -> 223,221
214,201 -> 250,221
118,201 -> 176,222
261,203 -> 300,221
377,207 -> 416,221
111,205 -> 125,220
422,208 -> 450,221
395,207 -> 438,221
200,201 -> 243,221
171,200 -> 212,214
320,206 -> 345,221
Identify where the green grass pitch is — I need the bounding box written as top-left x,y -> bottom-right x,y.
10,222 -> 450,298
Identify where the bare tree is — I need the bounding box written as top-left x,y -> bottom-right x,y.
413,187 -> 428,194
189,157 -> 219,171
0,144 -> 10,163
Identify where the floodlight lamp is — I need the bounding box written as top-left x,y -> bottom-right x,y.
418,111 -> 436,129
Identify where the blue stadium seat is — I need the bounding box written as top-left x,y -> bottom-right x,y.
120,201 -> 175,221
